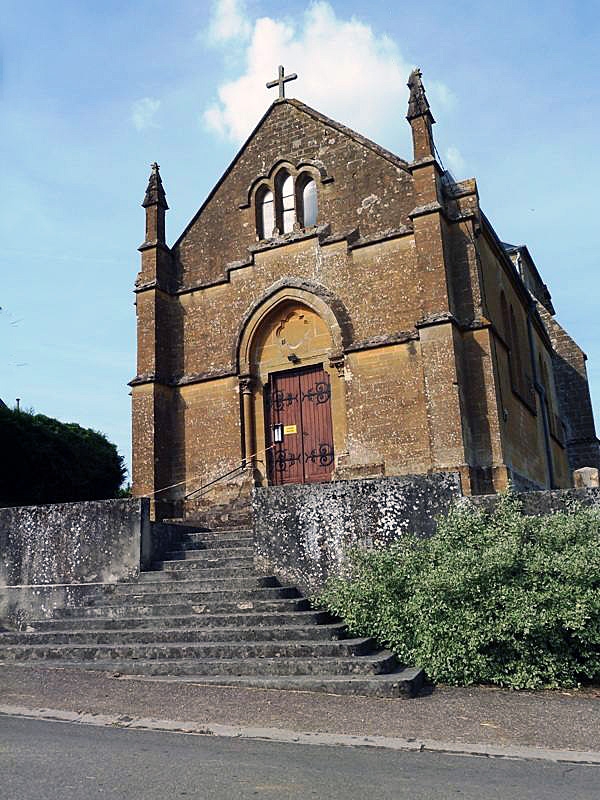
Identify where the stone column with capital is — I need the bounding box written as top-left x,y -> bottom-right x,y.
239,375 -> 255,470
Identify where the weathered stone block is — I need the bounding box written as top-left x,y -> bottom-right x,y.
573,467 -> 600,488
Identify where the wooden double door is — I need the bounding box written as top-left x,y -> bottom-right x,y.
265,364 -> 335,485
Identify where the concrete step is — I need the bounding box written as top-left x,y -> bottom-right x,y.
98,572 -> 282,597
139,667 -> 425,698
0,637 -> 377,662
155,555 -> 254,570
0,623 -> 347,647
24,612 -> 333,633
180,530 -> 253,544
184,513 -> 252,531
136,572 -> 276,587
163,546 -> 254,562
50,599 -> 316,621
176,538 -> 254,552
149,562 -> 254,576
82,586 -> 301,606
12,649 -> 398,677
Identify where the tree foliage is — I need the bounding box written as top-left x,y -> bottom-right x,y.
0,406 -> 126,506
318,496 -> 600,689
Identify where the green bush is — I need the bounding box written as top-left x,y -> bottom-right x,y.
0,406 -> 126,506
317,495 -> 600,689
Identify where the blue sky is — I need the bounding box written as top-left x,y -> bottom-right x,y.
2,0 -> 599,480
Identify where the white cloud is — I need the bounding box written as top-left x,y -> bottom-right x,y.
428,80 -> 457,112
202,2 -> 429,149
207,0 -> 251,44
131,97 -> 161,131
445,146 -> 466,176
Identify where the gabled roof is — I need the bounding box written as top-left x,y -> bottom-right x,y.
480,216 -> 553,349
288,99 -> 410,171
503,242 -> 555,315
172,98 -> 410,250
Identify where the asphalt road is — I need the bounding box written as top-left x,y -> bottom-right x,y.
1,715 -> 598,800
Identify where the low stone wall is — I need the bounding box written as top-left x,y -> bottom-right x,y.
252,473 -> 462,594
0,498 -> 150,586
468,486 -> 600,515
0,498 -> 150,627
253,478 -> 600,595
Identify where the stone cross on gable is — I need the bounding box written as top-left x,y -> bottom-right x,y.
266,65 -> 297,100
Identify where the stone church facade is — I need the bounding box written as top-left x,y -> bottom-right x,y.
131,69 -> 599,519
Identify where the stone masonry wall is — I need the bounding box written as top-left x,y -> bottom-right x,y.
176,234 -> 420,380
0,498 -> 150,587
175,100 -> 415,289
469,486 -> 600,516
0,501 -> 197,628
252,473 -> 462,593
253,477 -> 600,596
542,310 -> 600,472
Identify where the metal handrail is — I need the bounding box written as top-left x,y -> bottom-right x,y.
183,444 -> 275,501
184,463 -> 248,501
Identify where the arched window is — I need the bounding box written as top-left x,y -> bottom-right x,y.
500,291 -> 514,382
539,357 -> 553,413
500,292 -> 510,345
510,305 -> 524,393
539,353 -> 553,431
255,169 -> 319,239
276,171 -> 295,234
257,187 -> 274,240
301,177 -> 318,227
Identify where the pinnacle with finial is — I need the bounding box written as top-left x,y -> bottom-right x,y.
407,67 -> 434,122
142,161 -> 169,209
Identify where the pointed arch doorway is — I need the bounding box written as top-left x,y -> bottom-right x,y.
238,293 -> 347,487
265,362 -> 334,485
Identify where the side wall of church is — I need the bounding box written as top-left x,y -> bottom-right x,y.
452,326 -> 506,493
477,236 -> 570,489
540,309 -> 600,472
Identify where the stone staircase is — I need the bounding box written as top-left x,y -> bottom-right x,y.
0,524 -> 424,698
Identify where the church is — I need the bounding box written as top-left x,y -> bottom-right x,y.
131,68 -> 599,520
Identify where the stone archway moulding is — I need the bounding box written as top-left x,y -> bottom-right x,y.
235,278 -> 352,482
235,278 -> 353,374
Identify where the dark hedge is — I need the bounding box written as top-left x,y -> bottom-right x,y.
0,406 -> 126,506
